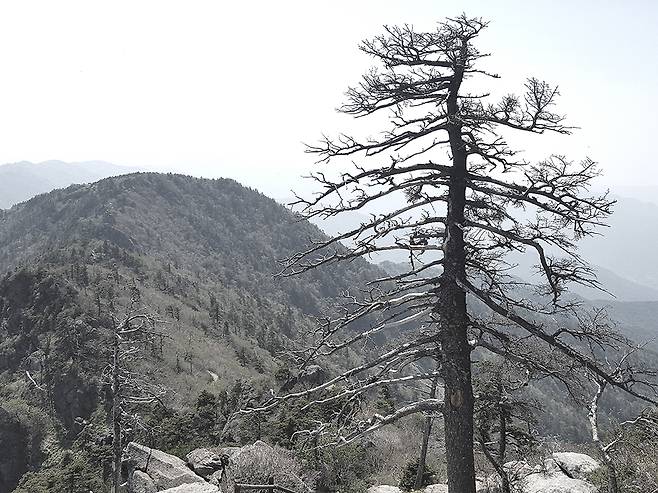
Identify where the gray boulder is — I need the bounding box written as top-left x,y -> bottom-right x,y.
158,485 -> 221,493
521,471 -> 598,493
123,442 -> 205,490
186,448 -> 225,478
546,452 -> 600,480
251,440 -> 272,450
367,486 -> 402,493
485,454 -> 599,493
215,446 -> 241,458
299,364 -> 327,385
129,470 -> 156,493
422,479 -> 488,492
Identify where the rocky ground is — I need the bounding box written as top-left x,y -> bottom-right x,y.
120,440 -> 602,493
368,452 -> 601,493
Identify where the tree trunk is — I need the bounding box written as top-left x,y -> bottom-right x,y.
588,382 -> 619,493
478,429 -> 510,493
606,463 -> 619,493
112,328 -> 122,493
437,271 -> 475,493
437,46 -> 476,493
498,381 -> 510,493
415,373 -> 440,489
498,417 -> 510,492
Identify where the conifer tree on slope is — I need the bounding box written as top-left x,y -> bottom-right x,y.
252,16 -> 658,493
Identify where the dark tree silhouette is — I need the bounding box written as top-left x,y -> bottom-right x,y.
248,16 -> 658,493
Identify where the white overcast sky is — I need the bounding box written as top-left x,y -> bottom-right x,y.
0,0 -> 656,198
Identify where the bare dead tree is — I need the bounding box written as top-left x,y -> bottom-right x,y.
581,321 -> 658,493
103,305 -> 166,493
245,16 -> 658,493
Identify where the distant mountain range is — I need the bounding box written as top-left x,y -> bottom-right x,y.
579,195 -> 658,294
614,185 -> 658,207
0,160 -> 139,209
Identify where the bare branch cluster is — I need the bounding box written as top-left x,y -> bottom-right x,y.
105,305 -> 167,493
248,15 -> 657,490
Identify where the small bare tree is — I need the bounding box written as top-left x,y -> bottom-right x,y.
103,306 -> 166,493
581,319 -> 658,493
248,16 -> 658,493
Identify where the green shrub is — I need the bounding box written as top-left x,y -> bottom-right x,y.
14,451 -> 107,493
399,458 -> 435,491
315,442 -> 371,493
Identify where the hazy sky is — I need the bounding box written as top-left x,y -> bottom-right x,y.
0,1 -> 656,198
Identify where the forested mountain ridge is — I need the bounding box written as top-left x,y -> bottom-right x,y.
0,172 -> 385,492
0,173 -> 381,398
377,260 -> 658,350
0,172 -> 379,303
310,197 -> 658,301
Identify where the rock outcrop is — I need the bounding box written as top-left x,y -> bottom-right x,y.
158,484 -> 221,493
123,442 -> 206,491
521,472 -> 597,493
130,470 -> 157,493
186,448 -> 226,478
546,452 -> 601,480
367,486 -> 402,493
128,471 -> 158,493
122,442 -> 600,493
370,481 -> 485,493
424,485 -> 448,493
479,452 -> 600,493
366,452 -> 602,493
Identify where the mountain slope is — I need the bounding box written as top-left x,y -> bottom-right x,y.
568,264 -> 658,302
0,172 -> 380,305
0,173 -> 380,386
592,299 -> 658,346
0,160 -> 139,209
0,172 -> 389,421
0,172 -> 388,491
0,170 -> 379,369
506,250 -> 658,302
